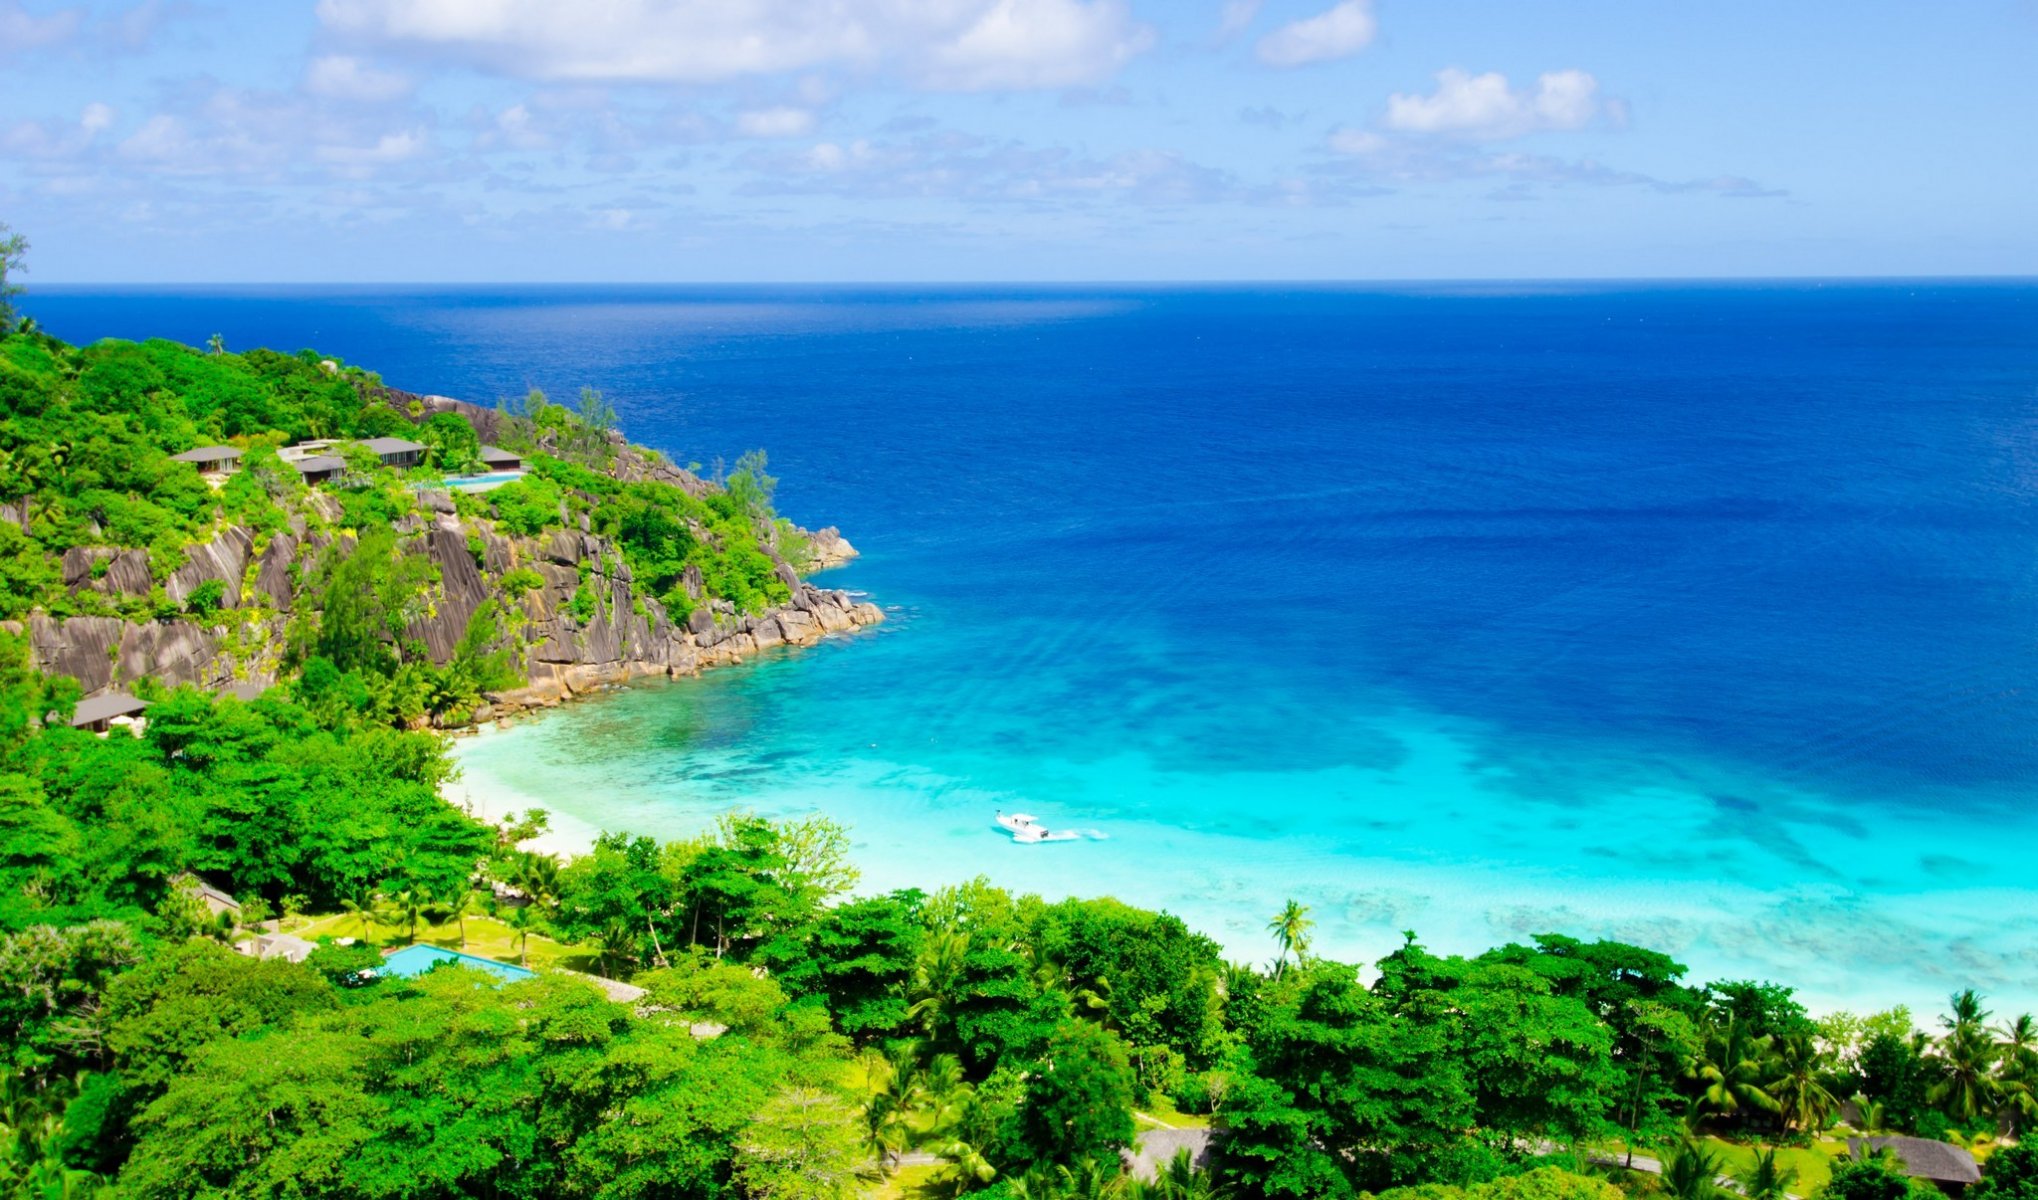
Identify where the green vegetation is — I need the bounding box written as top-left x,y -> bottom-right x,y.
0,316 -> 806,725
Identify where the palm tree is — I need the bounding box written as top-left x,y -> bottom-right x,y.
1135,1148 -> 1231,1200
1687,1016 -> 1780,1126
1767,1034 -> 1839,1134
860,1046 -> 927,1173
341,884 -> 379,940
1735,1148 -> 1798,1200
1996,1014 -> 2038,1080
387,888 -> 426,944
1944,989 -> 1991,1035
1267,899 -> 1312,979
932,1138 -> 997,1198
908,930 -> 971,1041
437,885 -> 476,948
511,851 -> 561,908
595,918 -> 639,976
507,904 -> 537,966
1931,1020 -> 2000,1124
922,1053 -> 970,1133
1053,1161 -> 1124,1200
1662,1139 -> 1723,1200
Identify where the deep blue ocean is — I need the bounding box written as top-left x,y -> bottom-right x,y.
32,281 -> 2038,1011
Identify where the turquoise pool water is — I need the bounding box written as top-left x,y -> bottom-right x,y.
380,944 -> 537,983
444,471 -> 528,490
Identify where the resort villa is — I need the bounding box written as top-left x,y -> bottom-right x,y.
1846,1138 -> 1982,1195
170,429 -> 522,487
358,436 -> 425,469
168,445 -> 241,478
69,692 -> 149,735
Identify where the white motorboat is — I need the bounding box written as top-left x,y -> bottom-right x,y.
996,811 -> 1082,843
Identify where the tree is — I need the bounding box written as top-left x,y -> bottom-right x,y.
507,903 -> 537,966
1933,992 -> 2000,1125
1971,1142 -> 2038,1200
1859,1031 -> 1931,1133
436,883 -> 476,948
0,224 -> 26,334
1768,1034 -> 1840,1134
1736,1148 -> 1800,1200
1267,900 -> 1312,979
385,887 -> 426,944
733,1087 -> 865,1200
1016,1022 -> 1137,1173
725,449 -> 777,518
341,885 -> 379,941
1219,962 -> 1472,1197
1688,1016 -> 1780,1126
418,413 -> 482,474
1819,1152 -> 1936,1200
1662,1140 -> 1723,1200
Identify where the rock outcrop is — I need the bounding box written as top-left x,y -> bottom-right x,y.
9,382 -> 880,720
10,506 -> 882,724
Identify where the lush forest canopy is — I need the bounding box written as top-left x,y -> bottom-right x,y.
1,291 -> 2032,1200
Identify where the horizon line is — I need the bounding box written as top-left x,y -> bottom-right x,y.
26,273 -> 2038,290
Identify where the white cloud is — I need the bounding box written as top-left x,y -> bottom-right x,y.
316,0 -> 1154,92
1321,123 -> 1784,199
1255,0 -> 1374,68
1382,68 -> 1604,140
0,1 -> 83,57
80,103 -> 116,134
735,107 -> 816,139
919,0 -> 1152,90
315,128 -> 430,166
305,54 -> 414,102
1215,0 -> 1263,43
1326,127 -> 1385,156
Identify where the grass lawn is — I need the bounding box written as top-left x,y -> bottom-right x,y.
1696,1137 -> 1850,1194
1138,1095 -> 1213,1129
285,909 -> 604,974
870,1163 -> 948,1200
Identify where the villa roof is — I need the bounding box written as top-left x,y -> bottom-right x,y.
1848,1137 -> 1980,1184
358,436 -> 425,455
290,455 -> 346,475
71,692 -> 150,727
171,445 -> 242,463
478,444 -> 520,463
175,873 -> 239,909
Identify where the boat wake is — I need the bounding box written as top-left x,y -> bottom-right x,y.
994,811 -> 1105,844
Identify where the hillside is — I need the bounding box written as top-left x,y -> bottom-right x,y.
0,332 -> 880,726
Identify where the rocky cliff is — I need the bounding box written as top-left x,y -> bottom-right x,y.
5,496 -> 882,723
7,386 -> 883,721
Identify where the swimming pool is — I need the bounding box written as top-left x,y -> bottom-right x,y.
441,471 -> 527,490
378,944 -> 536,983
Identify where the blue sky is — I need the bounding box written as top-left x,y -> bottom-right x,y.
2,0 -> 2034,281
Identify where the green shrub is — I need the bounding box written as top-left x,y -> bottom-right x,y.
182,579 -> 226,617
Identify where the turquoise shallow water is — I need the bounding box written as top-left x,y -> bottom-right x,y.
32,282 -> 2038,1015
449,612 -> 2038,1016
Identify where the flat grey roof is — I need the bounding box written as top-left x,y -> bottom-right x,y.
359,437 -> 425,455
171,445 -> 242,463
72,693 -> 150,726
291,455 -> 346,474
1848,1138 -> 1980,1184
